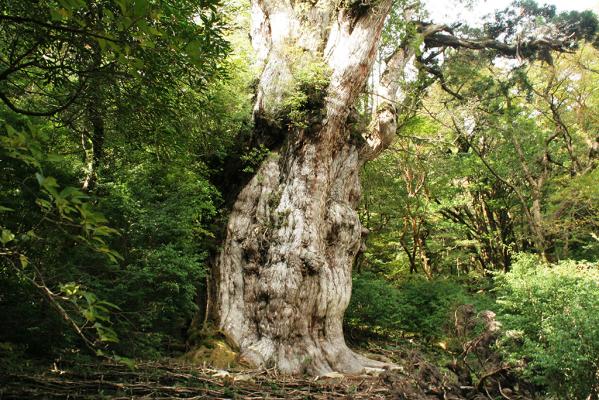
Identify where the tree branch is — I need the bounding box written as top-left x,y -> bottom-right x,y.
0,15 -> 120,43
424,32 -> 573,57
5,256 -> 97,354
0,79 -> 86,116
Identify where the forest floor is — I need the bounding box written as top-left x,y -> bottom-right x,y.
0,340 -> 528,400
1,359 -> 401,400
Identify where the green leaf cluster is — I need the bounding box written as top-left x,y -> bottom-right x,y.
283,58 -> 331,129
495,254 -> 599,399
346,273 -> 491,340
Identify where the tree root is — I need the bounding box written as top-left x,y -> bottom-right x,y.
0,359 -> 399,399
0,352 -> 534,400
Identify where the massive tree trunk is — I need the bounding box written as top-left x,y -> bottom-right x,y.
212,0 -> 577,374
215,0 -> 404,375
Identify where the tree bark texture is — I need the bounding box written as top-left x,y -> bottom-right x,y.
215,0 -> 403,375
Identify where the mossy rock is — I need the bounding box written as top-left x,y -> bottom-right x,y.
183,338 -> 238,368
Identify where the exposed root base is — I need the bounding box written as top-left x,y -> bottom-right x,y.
238,342 -> 395,376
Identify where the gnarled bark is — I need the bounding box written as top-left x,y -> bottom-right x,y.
214,0 -> 404,375
214,0 -> 580,374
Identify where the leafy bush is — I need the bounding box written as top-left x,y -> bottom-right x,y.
345,273 -> 404,337
346,273 -> 490,340
0,118 -> 219,358
495,254 -> 599,399
1,118 -> 123,354
395,278 -> 469,338
95,162 -> 218,356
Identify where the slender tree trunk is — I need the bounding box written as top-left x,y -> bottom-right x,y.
215,0 -> 402,375
416,234 -> 432,279
82,5 -> 104,192
530,194 -> 548,261
82,107 -> 105,192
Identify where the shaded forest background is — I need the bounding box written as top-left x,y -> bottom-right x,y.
1,0 -> 598,398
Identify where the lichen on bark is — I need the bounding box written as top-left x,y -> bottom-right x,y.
213,0 -> 401,375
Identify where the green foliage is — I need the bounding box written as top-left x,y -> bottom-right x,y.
345,273 -> 404,336
346,273 -> 491,340
283,59 -> 331,129
546,168 -> 599,260
61,283 -> 121,344
240,144 -> 270,173
362,41 -> 599,277
84,156 -> 219,356
495,254 -> 599,399
359,116 -> 449,276
97,162 -> 218,355
0,0 -> 236,360
1,117 -> 122,352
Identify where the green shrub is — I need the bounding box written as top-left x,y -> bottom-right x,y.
283,58 -> 330,129
345,273 -> 404,337
346,273 -> 490,340
397,277 -> 467,338
1,119 -> 123,355
96,162 -> 217,356
495,253 -> 599,399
